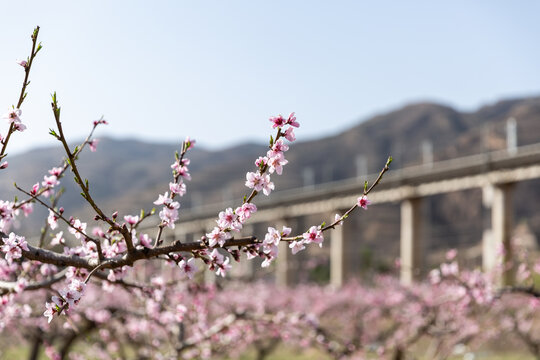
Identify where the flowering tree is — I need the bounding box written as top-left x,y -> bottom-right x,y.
0,26 -> 390,336
1,254 -> 539,359
2,27 -> 539,360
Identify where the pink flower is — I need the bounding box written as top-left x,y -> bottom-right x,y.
215,257 -> 231,277
60,279 -> 85,307
40,264 -> 58,276
446,249 -> 458,261
289,240 -> 306,255
159,207 -> 178,229
271,139 -> 289,153
266,151 -> 288,175
16,59 -> 28,67
184,136 -> 196,150
156,198 -> 180,228
92,227 -> 105,238
138,233 -> 152,248
245,172 -> 260,190
245,172 -> 274,196
1,233 -> 28,262
209,249 -> 232,277
154,192 -> 172,206
171,162 -> 191,180
42,175 -> 60,188
281,226 -> 291,237
51,232 -> 64,246
30,183 -> 39,195
0,201 -> 15,231
124,215 -> 139,226
286,112 -> 299,128
255,156 -> 268,168
302,226 -> 324,247
235,203 -> 257,223
69,278 -> 86,294
209,248 -> 224,263
179,258 -> 198,279
334,214 -> 344,226
20,203 -> 33,217
0,161 -> 7,169
429,269 -> 441,284
48,210 -> 59,230
69,219 -> 87,240
260,175 -> 275,196
89,139 -> 99,152
441,261 -> 459,277
107,269 -> 119,282
246,246 -> 260,260
263,227 -> 281,248
3,109 -> 22,124
13,122 -> 26,132
261,245 -> 278,268
357,195 -> 371,210
283,127 -> 296,142
206,227 -> 230,247
269,114 -> 286,129
48,167 -> 63,176
169,182 -> 186,196
217,208 -> 241,231
44,296 -> 63,323
15,278 -> 28,293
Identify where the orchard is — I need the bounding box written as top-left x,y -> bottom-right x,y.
0,27 -> 539,360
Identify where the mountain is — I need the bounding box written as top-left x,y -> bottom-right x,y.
2,96 -> 540,261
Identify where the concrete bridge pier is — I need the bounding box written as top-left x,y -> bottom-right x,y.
276,217 -> 299,286
482,183 -> 515,285
330,210 -> 355,287
400,197 -> 423,285
276,240 -> 292,286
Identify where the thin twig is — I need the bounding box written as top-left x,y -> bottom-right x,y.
1,26 -> 41,160
51,96 -> 129,250
0,269 -> 68,295
15,184 -> 99,244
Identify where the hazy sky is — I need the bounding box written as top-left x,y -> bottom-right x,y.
1,1 -> 538,154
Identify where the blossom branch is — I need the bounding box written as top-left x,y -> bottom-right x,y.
7,156 -> 389,276
0,26 -> 42,161
5,235 -> 256,271
244,127 -> 281,204
282,156 -> 392,241
153,140 -> 191,248
50,95 -> 131,251
0,268 -> 67,295
323,155 -> 392,231
14,184 -> 100,246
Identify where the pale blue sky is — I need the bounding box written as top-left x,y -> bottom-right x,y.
1,1 -> 539,154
